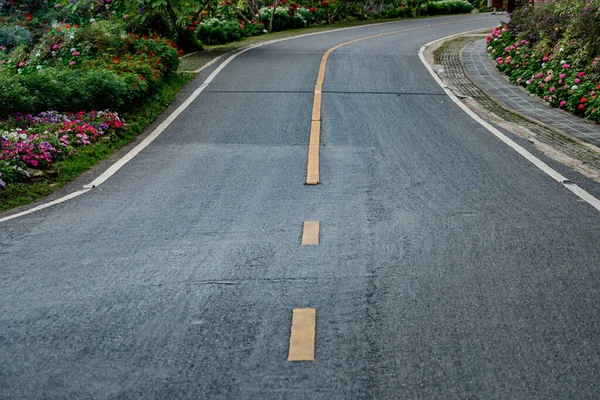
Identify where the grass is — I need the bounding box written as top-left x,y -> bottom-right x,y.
0,73 -> 193,212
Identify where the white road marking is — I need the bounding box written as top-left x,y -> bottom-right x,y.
0,189 -> 91,223
418,34 -> 600,212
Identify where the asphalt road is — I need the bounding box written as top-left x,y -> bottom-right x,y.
2,14 -> 600,399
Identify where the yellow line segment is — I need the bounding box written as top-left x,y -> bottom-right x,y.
288,308 -> 316,361
306,121 -> 321,184
301,221 -> 320,246
305,17 -> 490,185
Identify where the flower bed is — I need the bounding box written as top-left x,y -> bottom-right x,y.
486,0 -> 600,122
0,110 -> 124,188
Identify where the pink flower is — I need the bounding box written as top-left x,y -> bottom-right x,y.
72,51 -> 80,56
54,3 -> 61,7
550,87 -> 555,93
69,61 -> 76,66
123,14 -> 129,19
559,100 -> 567,107
559,73 -> 566,79
562,63 -> 570,69
18,61 -> 25,67
542,56 -> 549,62
577,71 -> 584,78
52,44 -> 59,50
544,75 -> 553,82
574,78 -> 581,84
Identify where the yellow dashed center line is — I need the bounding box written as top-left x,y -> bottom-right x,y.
288,308 -> 317,361
305,17 -> 490,185
301,221 -> 320,246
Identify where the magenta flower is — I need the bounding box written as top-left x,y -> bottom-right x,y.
550,87 -> 555,93
559,100 -> 567,107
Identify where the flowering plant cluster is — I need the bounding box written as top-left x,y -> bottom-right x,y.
486,0 -> 600,122
0,21 -> 179,116
0,110 -> 123,187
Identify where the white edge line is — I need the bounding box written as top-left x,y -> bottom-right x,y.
191,53 -> 227,74
0,15 -> 494,223
0,189 -> 91,223
418,32 -> 600,212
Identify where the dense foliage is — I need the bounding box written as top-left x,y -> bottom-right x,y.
486,0 -> 600,122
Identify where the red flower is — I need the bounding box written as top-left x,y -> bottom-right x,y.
581,97 -> 587,103
578,104 -> 585,110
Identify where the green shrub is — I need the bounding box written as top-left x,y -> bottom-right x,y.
0,68 -> 128,116
197,20 -> 244,45
196,19 -> 265,45
0,25 -> 32,51
259,9 -> 308,32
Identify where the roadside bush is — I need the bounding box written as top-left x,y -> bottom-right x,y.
260,7 -> 308,32
421,0 -> 473,16
0,24 -> 179,117
196,19 -> 266,45
197,20 -> 244,44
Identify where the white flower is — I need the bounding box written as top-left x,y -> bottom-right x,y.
35,52 -> 40,57
70,48 -> 76,52
571,85 -> 578,90
560,60 -> 566,64
90,18 -> 96,22
542,63 -> 546,67
559,47 -> 564,52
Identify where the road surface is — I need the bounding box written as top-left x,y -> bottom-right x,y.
2,14 -> 600,399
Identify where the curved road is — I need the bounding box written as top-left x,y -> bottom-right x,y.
2,14 -> 600,399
